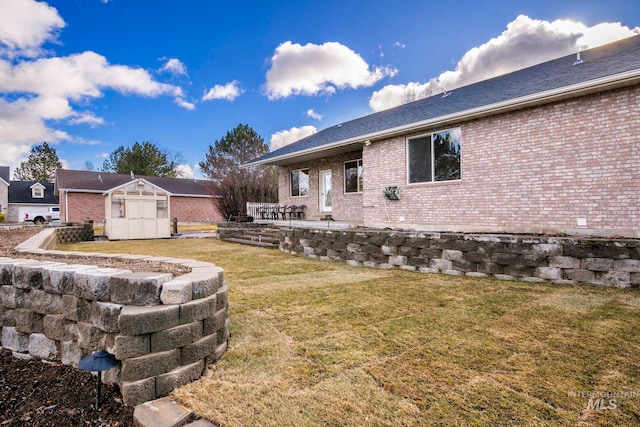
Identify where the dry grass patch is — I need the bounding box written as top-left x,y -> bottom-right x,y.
59,238 -> 640,426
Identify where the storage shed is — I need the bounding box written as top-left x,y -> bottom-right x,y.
55,169 -> 222,239
104,178 -> 171,240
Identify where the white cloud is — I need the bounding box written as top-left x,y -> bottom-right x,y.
393,41 -> 406,48
202,80 -> 242,101
369,15 -> 640,112
0,1 -> 190,170
68,112 -> 105,127
368,81 -> 437,112
264,41 -> 397,99
306,109 -> 322,120
270,125 -> 317,151
1,52 -> 180,99
174,97 -> 196,110
175,164 -> 195,178
68,136 -> 100,145
160,58 -> 188,76
0,0 -> 65,58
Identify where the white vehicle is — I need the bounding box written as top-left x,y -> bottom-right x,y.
22,207 -> 60,224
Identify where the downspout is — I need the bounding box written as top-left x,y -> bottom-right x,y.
64,191 -> 69,223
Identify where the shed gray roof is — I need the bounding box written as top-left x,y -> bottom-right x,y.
55,169 -> 216,197
246,34 -> 640,167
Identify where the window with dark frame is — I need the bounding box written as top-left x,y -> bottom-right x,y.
344,159 -> 363,193
408,128 -> 461,183
290,169 -> 309,197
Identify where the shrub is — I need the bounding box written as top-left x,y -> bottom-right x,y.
0,212 -> 4,223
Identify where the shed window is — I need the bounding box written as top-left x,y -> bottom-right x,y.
290,169 -> 309,197
408,128 -> 461,183
157,199 -> 168,219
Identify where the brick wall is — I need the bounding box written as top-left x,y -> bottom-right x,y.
278,151 -> 364,221
362,86 -> 640,237
171,196 -> 222,222
61,191 -> 223,224
61,191 -> 104,223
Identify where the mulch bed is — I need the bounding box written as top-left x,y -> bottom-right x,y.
0,349 -> 133,426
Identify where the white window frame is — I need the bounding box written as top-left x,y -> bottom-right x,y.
290,169 -> 309,197
344,159 -> 363,194
31,185 -> 44,198
406,127 -> 461,184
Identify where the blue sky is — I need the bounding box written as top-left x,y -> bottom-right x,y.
1,0 -> 639,178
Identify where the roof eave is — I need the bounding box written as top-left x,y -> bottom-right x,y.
57,188 -> 107,194
244,69 -> 640,168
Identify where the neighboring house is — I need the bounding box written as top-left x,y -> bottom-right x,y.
55,169 -> 222,240
245,35 -> 640,238
0,166 -> 8,217
7,179 -> 59,223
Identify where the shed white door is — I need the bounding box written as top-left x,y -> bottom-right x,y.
319,170 -> 332,213
127,199 -> 156,239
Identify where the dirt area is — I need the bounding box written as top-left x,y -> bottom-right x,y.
0,227 -> 158,426
0,348 -> 133,426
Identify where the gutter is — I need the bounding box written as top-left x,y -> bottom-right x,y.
244,68 -> 640,167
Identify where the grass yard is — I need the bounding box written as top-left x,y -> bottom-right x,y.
59,237 -> 640,426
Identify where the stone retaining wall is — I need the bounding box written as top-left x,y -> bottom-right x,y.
280,228 -> 640,288
0,226 -> 229,406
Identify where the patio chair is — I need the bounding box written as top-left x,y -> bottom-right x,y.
285,205 -> 297,219
256,206 -> 268,219
269,205 -> 279,220
278,205 -> 288,220
295,205 -> 306,219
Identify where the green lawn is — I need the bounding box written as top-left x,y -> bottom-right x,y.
59,238 -> 640,426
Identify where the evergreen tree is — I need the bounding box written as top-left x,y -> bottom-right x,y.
13,142 -> 62,182
102,142 -> 180,177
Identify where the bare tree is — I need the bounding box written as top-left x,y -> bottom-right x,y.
199,124 -> 278,218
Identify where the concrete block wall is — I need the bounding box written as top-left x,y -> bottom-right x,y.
1,227 -> 230,406
280,228 -> 640,288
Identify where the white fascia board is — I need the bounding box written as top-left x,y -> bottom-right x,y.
57,188 -> 105,194
171,193 -> 217,198
102,178 -> 171,196
244,69 -> 640,167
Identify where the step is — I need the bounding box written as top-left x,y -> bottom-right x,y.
221,237 -> 279,248
220,231 -> 279,242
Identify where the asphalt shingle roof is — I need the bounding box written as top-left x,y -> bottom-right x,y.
55,169 -> 216,196
248,34 -> 640,166
9,181 -> 59,204
0,166 -> 9,185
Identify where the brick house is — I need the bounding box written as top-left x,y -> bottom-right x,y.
55,169 -> 222,239
245,35 -> 640,238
